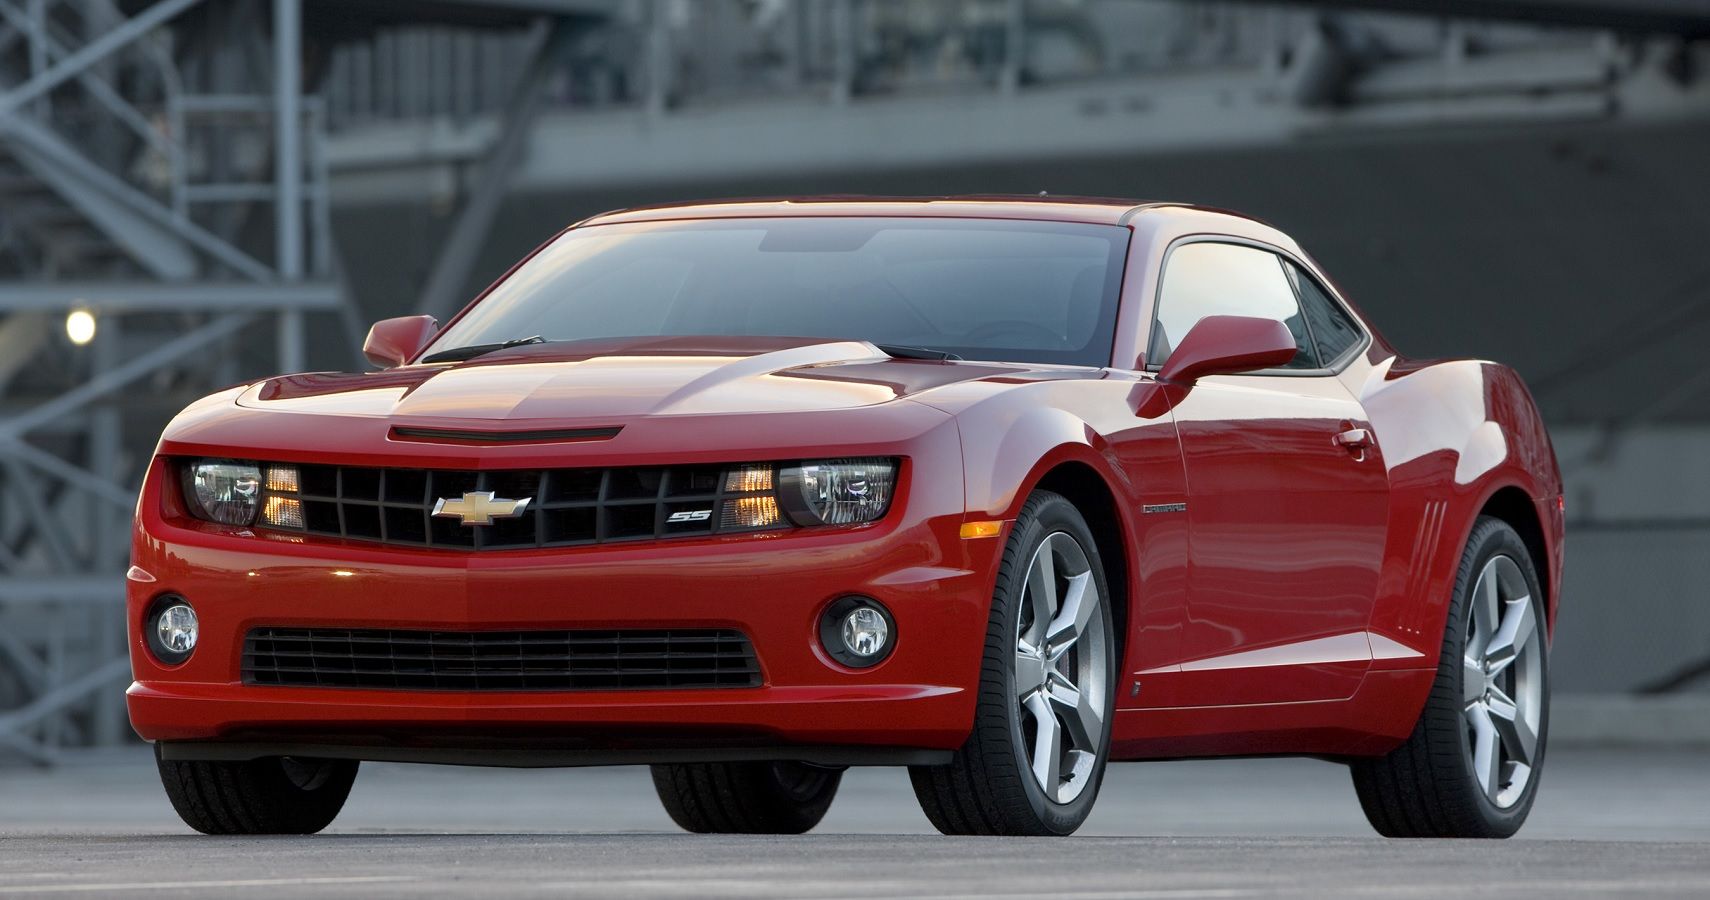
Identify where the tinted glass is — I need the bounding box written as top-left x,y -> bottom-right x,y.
1149,242 -> 1316,370
1287,262 -> 1363,364
426,217 -> 1130,367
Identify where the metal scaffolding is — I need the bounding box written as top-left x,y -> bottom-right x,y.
0,0 -> 615,764
0,0 -> 347,763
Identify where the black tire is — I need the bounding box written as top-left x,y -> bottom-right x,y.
908,490 -> 1116,836
1350,516 -> 1550,838
154,745 -> 358,835
650,761 -> 842,834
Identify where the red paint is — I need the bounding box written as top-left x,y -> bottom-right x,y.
361,315 -> 438,369
128,198 -> 1563,764
1156,315 -> 1298,383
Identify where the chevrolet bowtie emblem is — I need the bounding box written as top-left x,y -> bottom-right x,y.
431,491 -> 532,526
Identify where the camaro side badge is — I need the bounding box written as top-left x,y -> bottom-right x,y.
1142,502 -> 1187,515
432,491 -> 532,526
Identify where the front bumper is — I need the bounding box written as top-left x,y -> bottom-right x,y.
127,454 -> 1000,763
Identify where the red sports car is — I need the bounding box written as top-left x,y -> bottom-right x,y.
128,197 -> 1562,838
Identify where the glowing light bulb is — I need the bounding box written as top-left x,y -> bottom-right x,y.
65,309 -> 96,345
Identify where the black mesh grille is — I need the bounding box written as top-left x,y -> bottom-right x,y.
242,627 -> 762,691
280,463 -> 772,550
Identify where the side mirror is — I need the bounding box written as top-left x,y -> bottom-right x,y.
1158,314 -> 1296,384
362,315 -> 438,369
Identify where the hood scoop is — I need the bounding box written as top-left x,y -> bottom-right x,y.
389,425 -> 623,445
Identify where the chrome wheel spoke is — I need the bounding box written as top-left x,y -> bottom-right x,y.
1462,653 -> 1485,706
1485,594 -> 1535,676
1024,691 -> 1063,796
1047,675 -> 1102,752
1045,572 -> 1093,655
1471,560 -> 1502,647
1468,704 -> 1503,799
1486,685 -> 1538,764
1015,639 -> 1045,701
1024,545 -> 1058,646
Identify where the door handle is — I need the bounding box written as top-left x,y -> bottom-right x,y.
1335,428 -> 1373,452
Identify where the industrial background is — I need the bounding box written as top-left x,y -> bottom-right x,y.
1,0 -> 1707,765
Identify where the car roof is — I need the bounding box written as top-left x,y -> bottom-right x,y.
579,195 -> 1272,229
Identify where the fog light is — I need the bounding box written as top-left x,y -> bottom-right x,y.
842,607 -> 888,657
146,596 -> 197,665
819,596 -> 895,668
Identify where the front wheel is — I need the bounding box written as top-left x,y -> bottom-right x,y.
651,761 -> 842,834
910,490 -> 1115,835
1350,516 -> 1550,838
155,746 -> 358,835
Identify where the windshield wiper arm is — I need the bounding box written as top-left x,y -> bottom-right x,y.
420,335 -> 546,364
873,343 -> 961,361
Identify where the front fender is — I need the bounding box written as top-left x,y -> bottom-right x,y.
958,402 -> 1131,521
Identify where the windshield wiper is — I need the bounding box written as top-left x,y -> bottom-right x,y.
420,335 -> 546,364
874,343 -> 961,361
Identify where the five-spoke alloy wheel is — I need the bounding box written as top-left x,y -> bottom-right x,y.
1351,516 -> 1550,838
911,490 -> 1115,835
1461,554 -> 1544,809
1014,531 -> 1109,805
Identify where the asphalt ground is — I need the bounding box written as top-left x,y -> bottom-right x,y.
1,747 -> 1706,897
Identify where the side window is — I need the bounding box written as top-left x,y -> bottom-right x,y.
1286,262 -> 1363,365
1149,242 -> 1317,370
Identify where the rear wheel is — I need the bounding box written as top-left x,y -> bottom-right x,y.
650,761 -> 842,834
1350,516 -> 1549,838
155,746 -> 358,835
909,490 -> 1115,835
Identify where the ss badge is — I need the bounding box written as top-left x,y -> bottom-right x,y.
666,509 -> 712,523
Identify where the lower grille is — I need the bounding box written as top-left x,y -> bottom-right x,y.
242,627 -> 762,692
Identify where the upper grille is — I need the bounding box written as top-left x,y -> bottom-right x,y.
242,627 -> 762,691
280,463 -> 777,550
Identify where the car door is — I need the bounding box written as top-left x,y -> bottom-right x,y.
1149,240 -> 1390,706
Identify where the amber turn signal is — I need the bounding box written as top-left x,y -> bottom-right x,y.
959,520 -> 1004,539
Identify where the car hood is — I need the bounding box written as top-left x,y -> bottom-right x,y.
235,336 -> 1063,421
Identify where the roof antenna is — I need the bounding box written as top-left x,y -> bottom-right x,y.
1038,190 -> 1049,197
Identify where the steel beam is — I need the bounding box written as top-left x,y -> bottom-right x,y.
0,658 -> 131,735
0,575 -> 121,602
8,136 -> 199,279
0,281 -> 342,311
1,459 -> 78,569
0,0 -> 174,154
276,0 -> 305,373
0,117 -> 273,280
0,0 -> 204,117
414,18 -> 563,321
0,439 -> 137,511
275,0 -> 302,284
0,313 -> 252,441
1227,0 -> 1710,37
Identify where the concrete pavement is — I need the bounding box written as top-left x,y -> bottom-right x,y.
1,747 -> 1706,897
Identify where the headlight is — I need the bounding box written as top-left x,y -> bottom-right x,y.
779,458 -> 896,526
181,460 -> 302,528
182,460 -> 261,525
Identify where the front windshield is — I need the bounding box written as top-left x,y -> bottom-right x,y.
424,216 -> 1129,367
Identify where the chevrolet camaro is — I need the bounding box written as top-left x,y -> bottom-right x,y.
127,197 -> 1563,838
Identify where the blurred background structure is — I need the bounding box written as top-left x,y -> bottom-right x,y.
1,0 -> 1708,764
